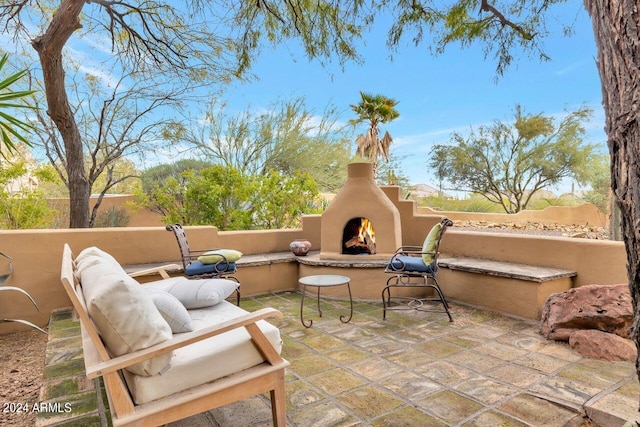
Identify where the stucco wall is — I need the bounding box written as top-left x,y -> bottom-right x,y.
49,195 -> 165,228
0,223 -> 627,332
439,230 -> 626,287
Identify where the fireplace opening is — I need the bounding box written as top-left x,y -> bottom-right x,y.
342,218 -> 377,255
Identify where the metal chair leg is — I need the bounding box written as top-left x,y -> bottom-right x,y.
383,272 -> 453,321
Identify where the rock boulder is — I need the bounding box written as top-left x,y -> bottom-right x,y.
568,329 -> 637,362
540,284 -> 632,341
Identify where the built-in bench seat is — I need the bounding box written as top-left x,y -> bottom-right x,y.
124,252 -> 299,276
125,252 -> 578,320
438,257 -> 577,319
439,257 -> 577,282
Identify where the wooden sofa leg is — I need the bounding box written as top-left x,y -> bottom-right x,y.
270,369 -> 287,426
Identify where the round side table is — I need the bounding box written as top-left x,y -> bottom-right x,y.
298,275 -> 352,328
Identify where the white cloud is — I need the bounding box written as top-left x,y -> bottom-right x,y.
392,120 -> 493,150
554,62 -> 585,76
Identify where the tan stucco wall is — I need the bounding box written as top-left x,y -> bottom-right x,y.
438,270 -> 574,319
418,203 -> 607,227
382,186 -> 446,247
0,224 -> 627,332
49,195 -> 165,228
439,230 -> 627,287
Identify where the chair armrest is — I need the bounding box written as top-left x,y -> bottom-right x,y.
393,246 -> 434,257
86,307 -> 284,379
128,263 -> 183,279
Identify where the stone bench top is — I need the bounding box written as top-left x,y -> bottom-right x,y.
438,257 -> 577,282
124,253 -> 577,284
123,251 -> 302,274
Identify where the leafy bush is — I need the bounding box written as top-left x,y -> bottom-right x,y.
420,193 -> 585,213
137,162 -> 322,230
419,195 -> 504,213
0,161 -> 58,229
525,194 -> 583,210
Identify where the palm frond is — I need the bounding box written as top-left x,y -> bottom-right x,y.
0,54 -> 37,153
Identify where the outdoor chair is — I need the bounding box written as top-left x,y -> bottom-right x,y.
382,218 -> 454,321
166,224 -> 241,305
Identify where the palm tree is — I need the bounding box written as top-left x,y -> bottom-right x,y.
349,92 -> 399,179
0,54 -> 36,154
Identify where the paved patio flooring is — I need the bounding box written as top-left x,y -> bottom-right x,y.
165,292 -> 640,427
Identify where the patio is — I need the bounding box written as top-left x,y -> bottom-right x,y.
41,292 -> 639,427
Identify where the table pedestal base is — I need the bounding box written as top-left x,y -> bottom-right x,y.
299,275 -> 353,328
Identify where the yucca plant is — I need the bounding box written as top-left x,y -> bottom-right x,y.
0,252 -> 45,333
0,54 -> 36,154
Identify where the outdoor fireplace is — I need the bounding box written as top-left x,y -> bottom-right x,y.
320,163 -> 401,260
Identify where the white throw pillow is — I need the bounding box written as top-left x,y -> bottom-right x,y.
147,277 -> 239,309
144,287 -> 194,333
79,255 -> 173,376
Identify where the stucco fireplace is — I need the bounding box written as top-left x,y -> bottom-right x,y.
320,162 -> 402,260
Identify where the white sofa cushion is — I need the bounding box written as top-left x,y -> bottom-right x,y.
146,276 -> 239,309
123,301 -> 283,404
78,250 -> 173,376
74,246 -> 124,278
144,287 -> 194,333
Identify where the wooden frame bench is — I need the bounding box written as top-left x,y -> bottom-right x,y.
438,257 -> 577,319
60,244 -> 289,426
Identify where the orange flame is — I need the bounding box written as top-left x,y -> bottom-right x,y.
358,218 -> 375,243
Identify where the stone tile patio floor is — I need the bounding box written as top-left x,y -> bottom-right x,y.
42,292 -> 640,427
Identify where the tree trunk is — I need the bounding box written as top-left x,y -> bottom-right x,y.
31,0 -> 90,228
585,0 -> 640,385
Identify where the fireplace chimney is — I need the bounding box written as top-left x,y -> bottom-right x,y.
320,163 -> 402,260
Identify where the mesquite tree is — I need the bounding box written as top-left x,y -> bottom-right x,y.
431,105 -> 594,213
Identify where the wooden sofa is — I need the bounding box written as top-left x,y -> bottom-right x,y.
60,244 -> 289,426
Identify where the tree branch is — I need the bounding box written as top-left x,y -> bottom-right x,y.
0,0 -> 29,29
479,0 -> 535,41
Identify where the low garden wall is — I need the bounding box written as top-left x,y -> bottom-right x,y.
0,222 -> 627,333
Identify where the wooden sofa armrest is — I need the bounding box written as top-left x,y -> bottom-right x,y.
128,263 -> 182,279
86,307 -> 284,379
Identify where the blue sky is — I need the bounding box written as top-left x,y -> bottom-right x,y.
223,2 -> 606,194
3,2 -> 605,195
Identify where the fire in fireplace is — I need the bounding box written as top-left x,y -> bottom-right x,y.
342,217 -> 376,255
